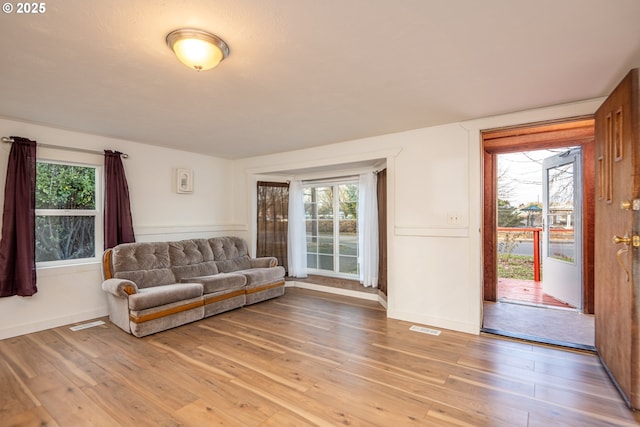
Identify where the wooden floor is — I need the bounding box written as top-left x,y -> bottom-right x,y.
1,288 -> 639,427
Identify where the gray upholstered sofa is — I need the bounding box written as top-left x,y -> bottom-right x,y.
101,236 -> 285,337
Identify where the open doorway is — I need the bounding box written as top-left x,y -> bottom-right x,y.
496,148 -> 582,308
481,118 -> 596,350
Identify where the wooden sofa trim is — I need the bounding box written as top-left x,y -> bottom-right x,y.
246,280 -> 286,294
130,300 -> 203,324
204,289 -> 245,304
103,249 -> 114,279
122,284 -> 136,295
129,288 -> 248,324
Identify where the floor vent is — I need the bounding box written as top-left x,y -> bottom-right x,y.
410,325 -> 441,336
70,320 -> 105,331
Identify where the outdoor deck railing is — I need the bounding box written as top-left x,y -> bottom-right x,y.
497,227 -> 541,282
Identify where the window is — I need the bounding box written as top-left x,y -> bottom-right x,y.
35,160 -> 101,264
304,181 -> 358,277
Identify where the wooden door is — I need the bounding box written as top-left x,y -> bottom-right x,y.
594,68 -> 640,409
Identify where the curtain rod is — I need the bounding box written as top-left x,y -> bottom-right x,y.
2,136 -> 128,158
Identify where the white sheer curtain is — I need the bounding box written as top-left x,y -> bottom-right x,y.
287,179 -> 307,278
358,172 -> 378,287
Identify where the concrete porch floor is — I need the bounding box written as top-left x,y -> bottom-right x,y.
483,301 -> 595,349
483,278 -> 594,349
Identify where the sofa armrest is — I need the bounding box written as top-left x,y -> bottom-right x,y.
102,278 -> 139,297
251,257 -> 278,268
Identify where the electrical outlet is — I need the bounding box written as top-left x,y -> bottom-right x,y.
447,212 -> 463,225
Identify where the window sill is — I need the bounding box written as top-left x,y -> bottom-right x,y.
36,260 -> 102,277
306,269 -> 359,281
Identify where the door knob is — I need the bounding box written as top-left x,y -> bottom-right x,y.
613,235 -> 632,282
620,199 -> 640,210
613,235 -> 631,244
613,235 -> 640,247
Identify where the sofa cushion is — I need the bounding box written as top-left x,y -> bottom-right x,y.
112,242 -> 171,270
209,236 -> 248,260
216,255 -> 252,273
238,266 -> 286,288
111,242 -> 175,288
114,269 -> 176,289
128,283 -> 203,311
182,272 -> 246,293
208,237 -> 252,272
172,261 -> 219,281
169,239 -> 214,265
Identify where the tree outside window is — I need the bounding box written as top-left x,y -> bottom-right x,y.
304,182 -> 358,277
35,161 -> 100,263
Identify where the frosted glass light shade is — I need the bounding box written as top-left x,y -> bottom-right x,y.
166,29 -> 229,71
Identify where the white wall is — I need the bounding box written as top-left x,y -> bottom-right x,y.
233,98 -> 605,335
0,97 -> 606,339
0,117 -> 238,339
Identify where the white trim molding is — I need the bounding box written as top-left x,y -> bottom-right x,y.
286,281 -> 380,302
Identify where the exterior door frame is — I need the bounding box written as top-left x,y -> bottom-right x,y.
482,117 -> 596,314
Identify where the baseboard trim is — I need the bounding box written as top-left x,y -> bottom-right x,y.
387,309 -> 479,335
286,281 -> 380,302
0,307 -> 108,340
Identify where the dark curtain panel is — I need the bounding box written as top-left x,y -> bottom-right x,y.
104,150 -> 135,249
377,169 -> 388,295
257,181 -> 289,273
0,137 -> 37,297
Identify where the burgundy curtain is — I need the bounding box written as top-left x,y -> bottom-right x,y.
0,137 -> 37,297
257,181 -> 289,272
104,150 -> 135,249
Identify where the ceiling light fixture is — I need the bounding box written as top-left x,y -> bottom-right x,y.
166,28 -> 230,71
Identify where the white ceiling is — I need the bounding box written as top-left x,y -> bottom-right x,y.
1,0 -> 639,159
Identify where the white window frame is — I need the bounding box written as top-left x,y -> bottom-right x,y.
304,178 -> 359,279
35,158 -> 103,267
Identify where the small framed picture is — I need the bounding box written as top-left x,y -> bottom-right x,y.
176,168 -> 193,193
